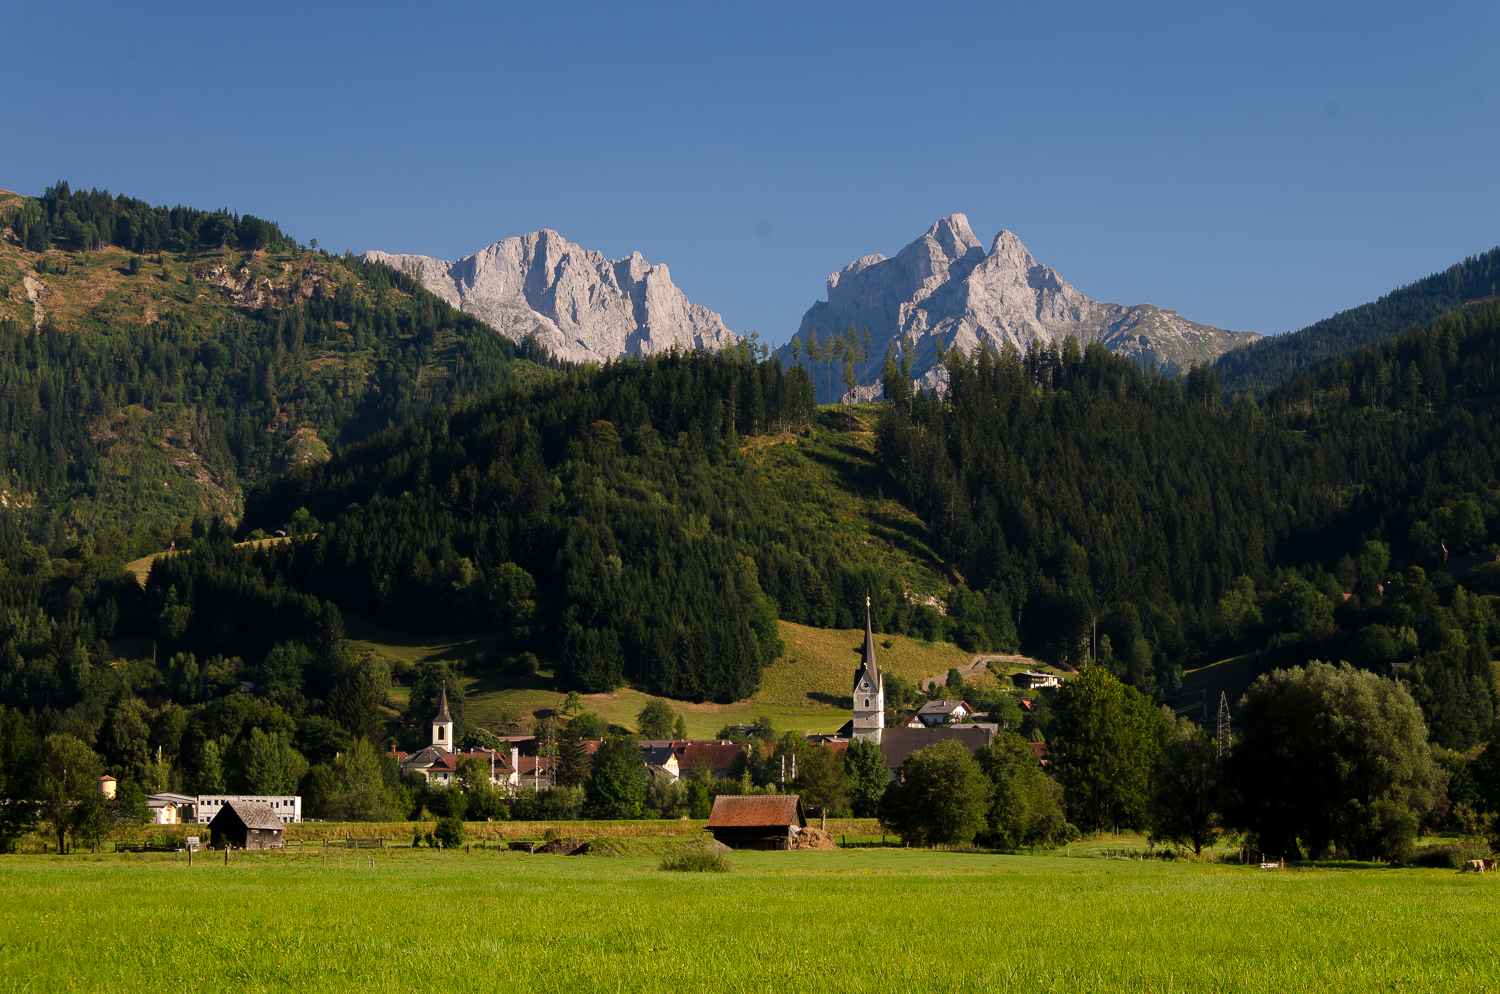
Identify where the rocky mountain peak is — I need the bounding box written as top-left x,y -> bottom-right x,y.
926,213 -> 984,261
985,229 -> 1040,275
365,232 -> 734,364
784,218 -> 1262,401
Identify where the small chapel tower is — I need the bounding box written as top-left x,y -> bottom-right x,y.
431,682 -> 454,752
851,596 -> 885,743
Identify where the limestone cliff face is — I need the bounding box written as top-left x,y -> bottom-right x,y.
786,214 -> 1261,399
365,230 -> 735,363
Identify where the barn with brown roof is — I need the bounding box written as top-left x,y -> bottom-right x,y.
208,800 -> 285,850
706,794 -> 807,850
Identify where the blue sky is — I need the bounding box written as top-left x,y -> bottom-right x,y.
5,1 -> 1498,344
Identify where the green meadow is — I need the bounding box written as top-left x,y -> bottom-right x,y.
2,846 -> 1496,993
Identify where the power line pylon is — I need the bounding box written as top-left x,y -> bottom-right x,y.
1216,691 -> 1232,761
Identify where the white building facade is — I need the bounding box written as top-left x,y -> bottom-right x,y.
195,795 -> 302,824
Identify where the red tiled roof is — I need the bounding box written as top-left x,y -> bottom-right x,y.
676,742 -> 746,772
706,794 -> 807,829
1028,742 -> 1049,758
517,756 -> 557,775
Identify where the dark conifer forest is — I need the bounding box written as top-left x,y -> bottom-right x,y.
1215,245 -> 1500,395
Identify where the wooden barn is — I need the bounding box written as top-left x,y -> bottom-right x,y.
706,794 -> 807,851
208,800 -> 285,850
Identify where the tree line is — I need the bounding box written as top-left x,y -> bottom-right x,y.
1215,244 -> 1500,395
12,181 -> 297,257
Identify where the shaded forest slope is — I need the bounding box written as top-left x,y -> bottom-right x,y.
1215,245 -> 1500,395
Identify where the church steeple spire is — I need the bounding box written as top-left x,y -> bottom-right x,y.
860,594 -> 880,686
851,595 -> 884,741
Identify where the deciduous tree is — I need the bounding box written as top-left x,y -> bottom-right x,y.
878,739 -> 992,845
1227,661 -> 1442,860
1049,668 -> 1171,833
637,700 -> 677,740
974,732 -> 1071,848
584,736 -> 646,819
1148,722 -> 1221,855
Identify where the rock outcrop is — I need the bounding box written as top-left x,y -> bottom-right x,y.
365,231 -> 736,364
784,214 -> 1261,400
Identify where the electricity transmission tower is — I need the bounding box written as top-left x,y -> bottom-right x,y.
1216,692 -> 1232,760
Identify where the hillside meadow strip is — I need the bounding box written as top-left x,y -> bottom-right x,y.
1,849 -> 1496,993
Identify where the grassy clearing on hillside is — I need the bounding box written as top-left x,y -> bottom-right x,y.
4,848 -> 1495,992
123,535 -> 296,588
760,621 -> 974,704
346,614 -> 1004,737
747,406 -> 950,598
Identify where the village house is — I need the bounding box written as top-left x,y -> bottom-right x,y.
909,700 -> 973,726
146,792 -> 197,825
673,741 -> 748,780
878,725 -> 995,781
1011,672 -> 1061,690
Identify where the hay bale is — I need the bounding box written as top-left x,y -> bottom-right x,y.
792,828 -> 837,851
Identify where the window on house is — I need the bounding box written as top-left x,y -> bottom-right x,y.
438,727 -> 445,740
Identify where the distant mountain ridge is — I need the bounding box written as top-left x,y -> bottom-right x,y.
364,231 -> 737,364
781,214 -> 1260,400
1215,246 -> 1500,394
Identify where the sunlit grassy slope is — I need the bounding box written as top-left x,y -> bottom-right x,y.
5,848 -> 1496,993
738,406 -> 950,600
346,615 -> 1025,737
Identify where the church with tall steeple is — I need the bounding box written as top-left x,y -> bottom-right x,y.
851,596 -> 885,743
430,682 -> 454,752
388,681 -> 524,788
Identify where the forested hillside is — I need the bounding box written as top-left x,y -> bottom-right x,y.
881,311 -> 1500,746
1215,246 -> 1500,394
105,304 -> 1499,719
0,183 -> 558,555
234,350 -> 1003,702
0,181 -> 1497,797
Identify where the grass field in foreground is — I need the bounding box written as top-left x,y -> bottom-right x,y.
3,848 -> 1497,993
